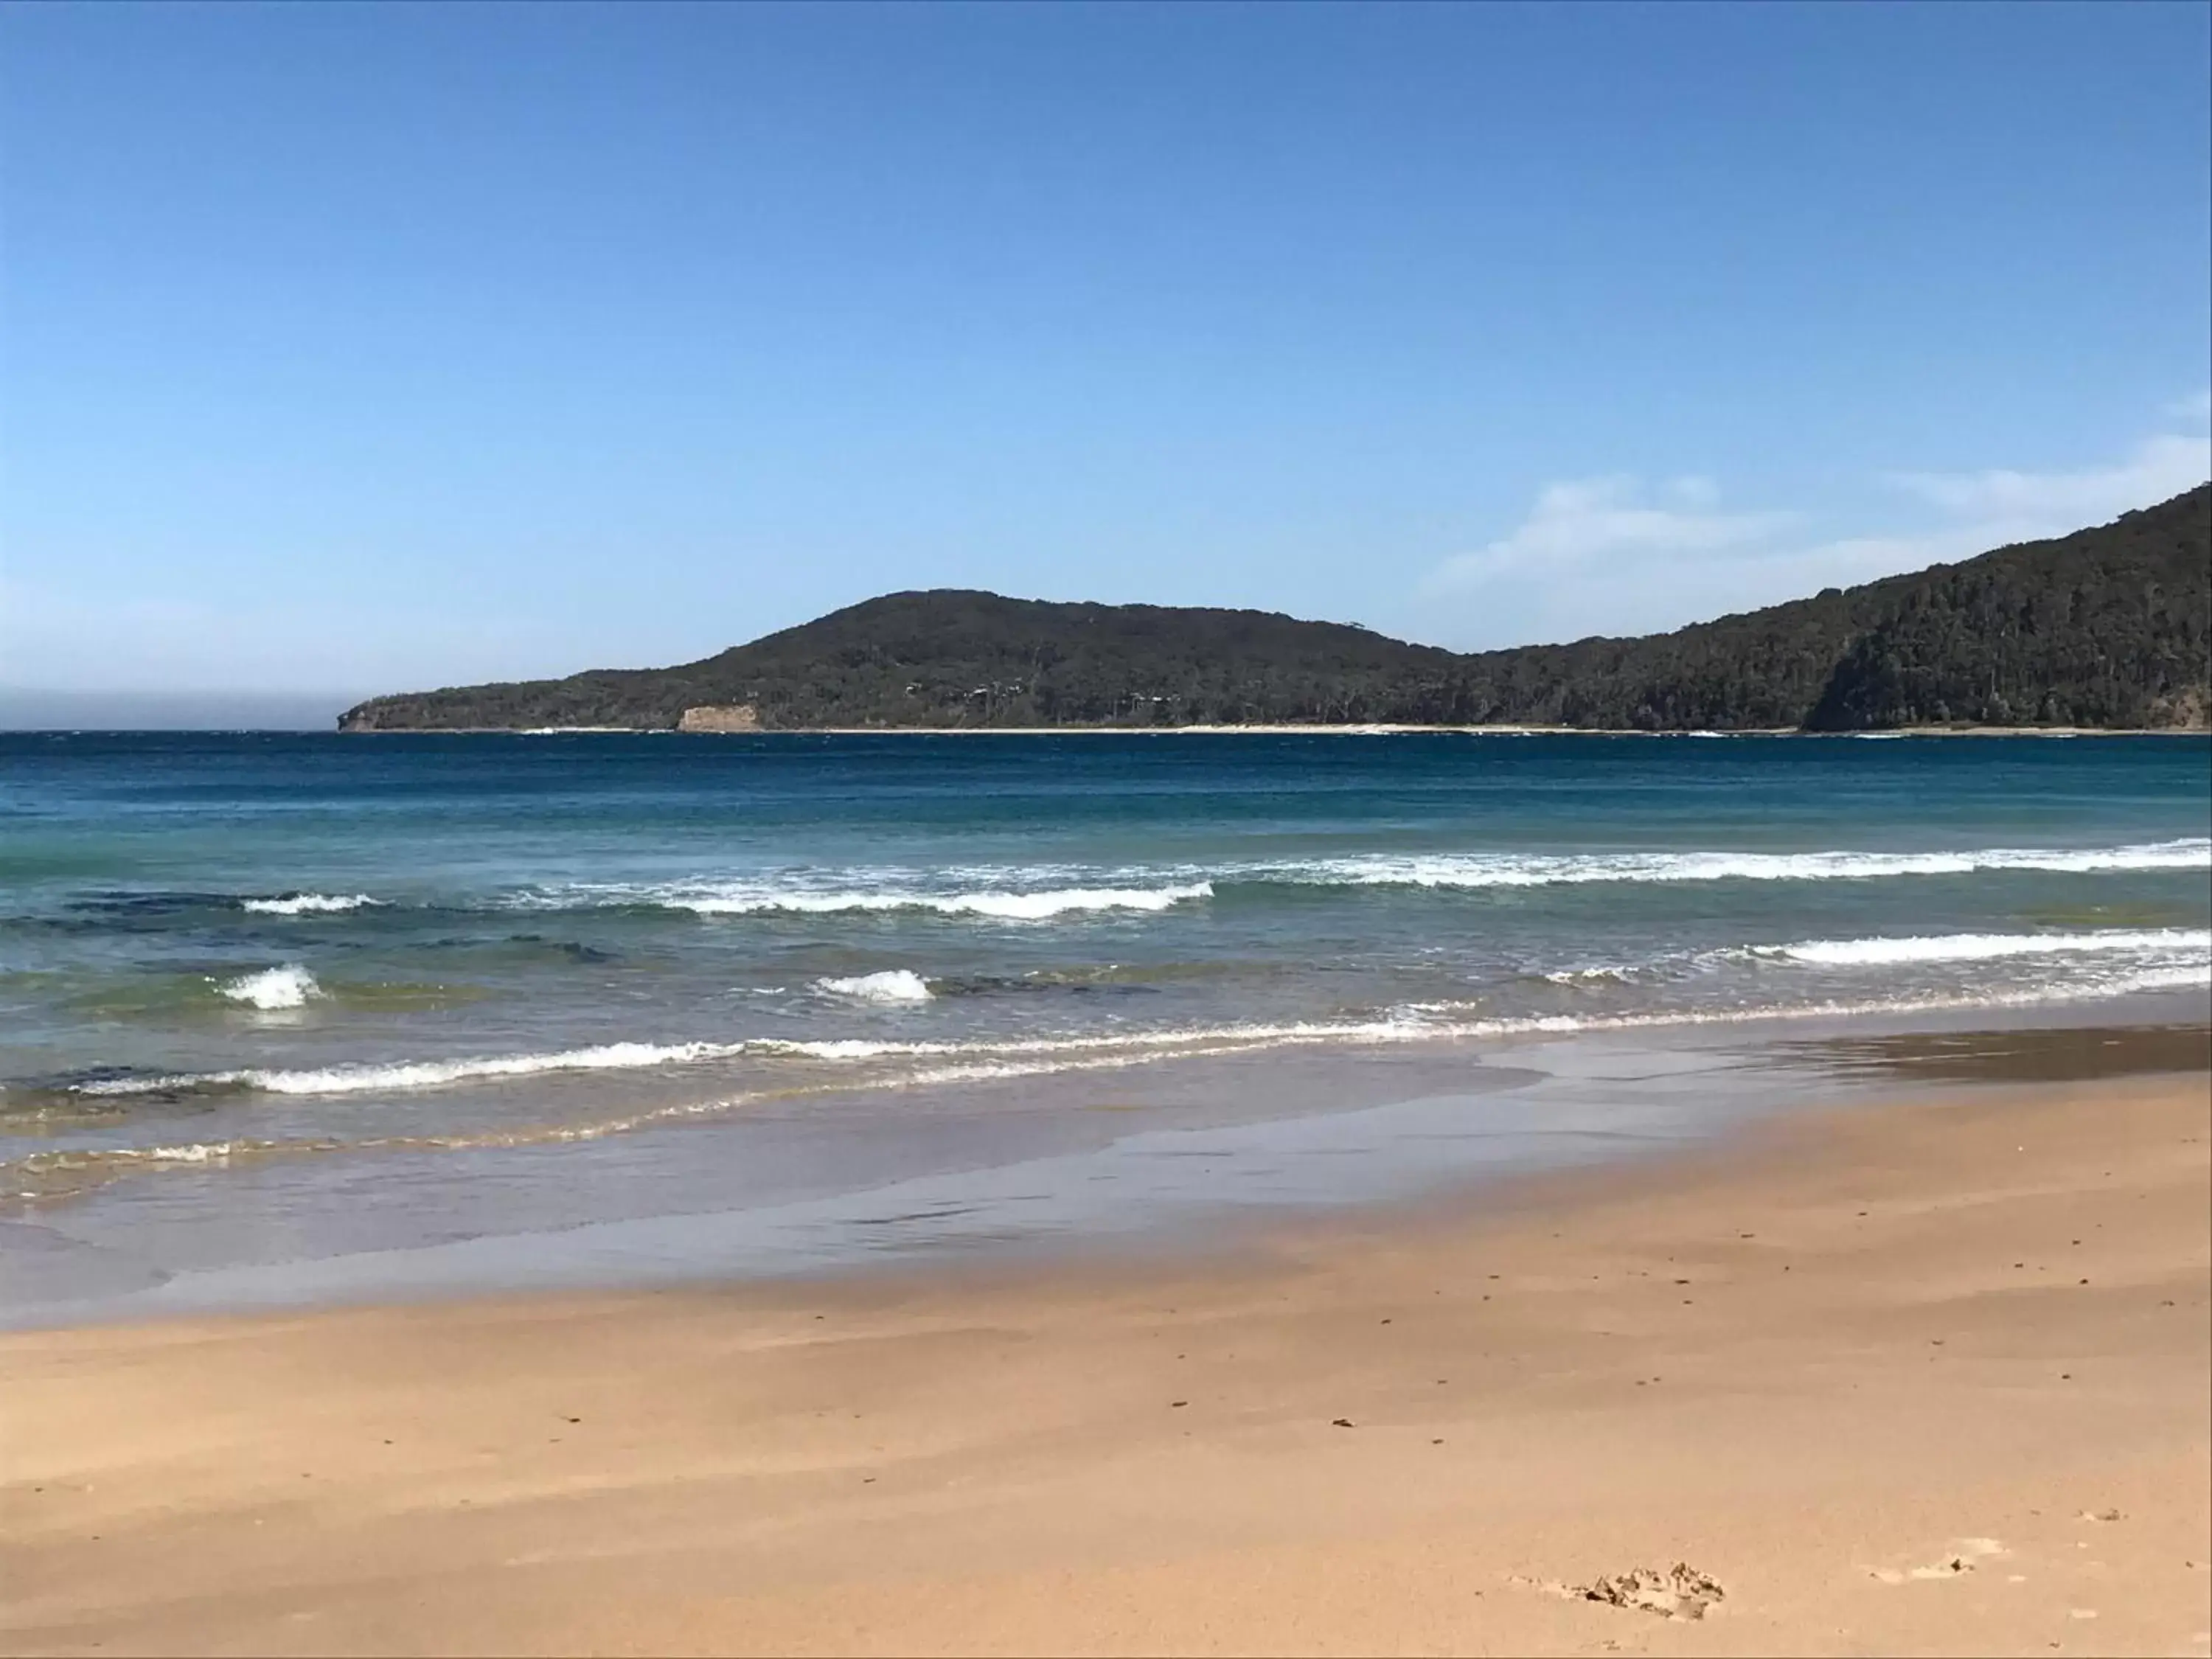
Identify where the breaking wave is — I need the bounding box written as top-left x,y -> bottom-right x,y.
216,965 -> 322,1010
74,1038 -> 756,1099
1746,927 -> 2211,968
63,954 -> 2209,1106
1272,838 -> 2211,891
501,840 -> 2208,922
241,894 -> 381,916
636,881 -> 1214,920
815,970 -> 934,1004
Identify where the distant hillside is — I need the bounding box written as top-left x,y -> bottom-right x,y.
341,485 -> 2211,733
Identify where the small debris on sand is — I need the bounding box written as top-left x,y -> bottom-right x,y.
2078,1508 -> 2124,1523
1575,1563 -> 1726,1620
1330,1417 -> 1354,1427
1869,1537 -> 2008,1584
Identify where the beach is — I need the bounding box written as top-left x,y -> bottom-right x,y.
6,1063 -> 2207,1658
10,3 -> 2208,1652
5,730 -> 2207,1654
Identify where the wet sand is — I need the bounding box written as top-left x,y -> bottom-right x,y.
4,1072 -> 2208,1657
1758,1020 -> 2212,1086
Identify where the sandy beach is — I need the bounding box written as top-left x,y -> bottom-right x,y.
4,1068 -> 2207,1658
10,5 -> 2208,1656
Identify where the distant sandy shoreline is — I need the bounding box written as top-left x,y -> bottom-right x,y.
342,721 -> 2212,737
7,1068 -> 2206,1656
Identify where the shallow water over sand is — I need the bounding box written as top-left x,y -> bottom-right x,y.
4,732 -> 2206,1320
7,991 -> 2203,1326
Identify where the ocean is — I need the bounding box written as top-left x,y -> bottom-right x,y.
4,730 -> 2208,1319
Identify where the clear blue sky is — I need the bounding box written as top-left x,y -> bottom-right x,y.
3,1 -> 2207,706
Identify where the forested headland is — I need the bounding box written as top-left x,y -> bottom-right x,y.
341,485 -> 2211,734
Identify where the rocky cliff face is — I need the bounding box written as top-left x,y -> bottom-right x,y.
675,704 -> 761,732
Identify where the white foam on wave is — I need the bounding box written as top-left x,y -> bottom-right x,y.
77,1038 -> 759,1099
1542,966 -> 1632,985
28,966 -> 2207,1200
1281,839 -> 2211,890
502,841 -> 2203,922
241,893 -> 380,916
77,1025 -> 1366,1098
216,964 -> 322,1010
77,948 -> 2211,1105
150,1141 -> 237,1164
815,970 -> 934,1004
637,881 -> 1214,920
1749,927 -> 2212,968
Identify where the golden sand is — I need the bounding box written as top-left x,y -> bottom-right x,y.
4,1077 -> 2207,1656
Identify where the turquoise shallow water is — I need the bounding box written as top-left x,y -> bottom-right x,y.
4,731 -> 2209,1183
1,730 -> 2207,1317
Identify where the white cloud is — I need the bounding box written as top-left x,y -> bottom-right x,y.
1425,476 -> 1796,593
1419,478 -> 1806,644
1889,432 -> 2211,524
1423,425 -> 2211,650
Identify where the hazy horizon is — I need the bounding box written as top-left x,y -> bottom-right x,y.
0,689 -> 371,731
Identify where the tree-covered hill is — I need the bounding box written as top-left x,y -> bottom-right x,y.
340,485 -> 2211,732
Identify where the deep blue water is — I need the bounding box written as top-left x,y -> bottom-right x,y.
1,731 -> 2206,1237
